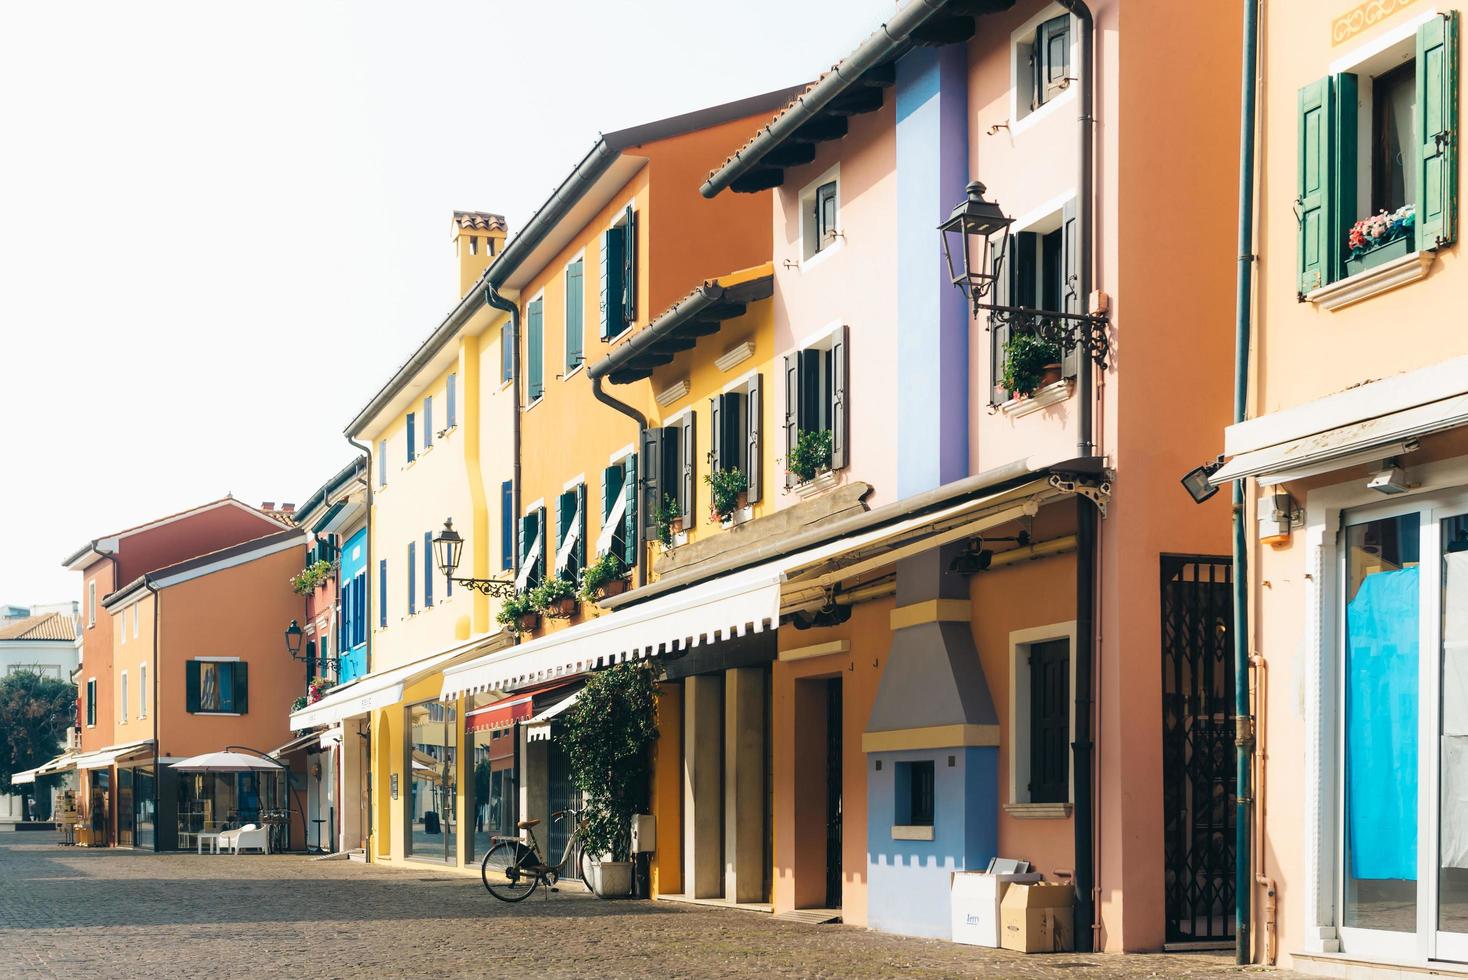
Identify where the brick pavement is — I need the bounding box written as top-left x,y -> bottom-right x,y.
0,834 -> 1304,979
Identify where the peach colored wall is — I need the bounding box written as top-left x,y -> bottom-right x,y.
78,561 -> 116,755
770,100 -> 899,510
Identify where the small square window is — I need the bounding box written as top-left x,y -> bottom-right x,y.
800,176 -> 840,261
895,760 -> 935,827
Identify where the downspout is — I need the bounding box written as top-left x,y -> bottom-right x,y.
1056,0 -> 1097,953
1233,0 -> 1261,964
590,375 -> 648,588
484,285 -> 524,589
345,433 -> 373,851
146,578 -> 160,852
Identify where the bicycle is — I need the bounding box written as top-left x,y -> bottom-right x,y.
480,808 -> 598,902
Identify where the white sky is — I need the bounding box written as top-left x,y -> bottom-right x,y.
0,0 -> 893,606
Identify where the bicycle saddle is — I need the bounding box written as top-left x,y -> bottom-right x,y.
517,818 -> 540,829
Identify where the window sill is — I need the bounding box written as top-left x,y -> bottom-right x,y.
799,236 -> 844,273
1003,802 -> 1073,820
891,824 -> 934,841
562,363 -> 585,382
999,380 -> 1073,418
191,711 -> 242,717
793,470 -> 840,499
1305,249 -> 1434,311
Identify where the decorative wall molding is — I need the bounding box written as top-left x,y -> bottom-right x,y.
1002,802 -> 1073,820
655,379 -> 690,407
1305,250 -> 1433,311
1332,0 -> 1422,45
715,340 -> 755,373
1000,380 -> 1073,418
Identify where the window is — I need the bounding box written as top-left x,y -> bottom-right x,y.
379,558 -> 388,628
120,611 -> 126,645
783,326 -> 848,486
600,205 -> 638,340
527,297 -> 544,402
800,172 -> 840,261
408,540 -> 417,615
139,664 -> 147,719
565,258 -> 585,373
501,321 -> 513,384
517,506 -> 547,590
599,454 -> 638,568
640,412 -> 696,537
379,440 -> 388,487
446,373 -> 457,429
86,678 -> 96,726
1298,13 -> 1458,292
555,484 -> 587,581
990,202 -> 1080,404
468,236 -> 478,256
1030,14 -> 1070,110
88,582 -> 96,628
186,660 -> 248,714
120,670 -> 128,723
406,413 -> 417,463
132,604 -> 138,639
710,374 -> 764,505
895,760 -> 935,827
423,531 -> 434,607
500,481 -> 514,571
1010,627 -> 1074,806
423,396 -> 434,448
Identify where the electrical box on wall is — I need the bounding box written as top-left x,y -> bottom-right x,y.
630,813 -> 656,853
1257,490 -> 1299,547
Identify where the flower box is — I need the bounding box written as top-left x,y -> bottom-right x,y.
594,578 -> 629,600
545,597 -> 579,619
516,612 -> 541,633
1345,233 -> 1413,277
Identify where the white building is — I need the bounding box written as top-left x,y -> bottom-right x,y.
1,611 -> 80,827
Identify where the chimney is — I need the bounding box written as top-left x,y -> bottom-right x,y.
261,501 -> 275,512
452,211 -> 508,299
281,503 -> 296,515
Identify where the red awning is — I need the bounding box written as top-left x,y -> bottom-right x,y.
463,679 -> 578,734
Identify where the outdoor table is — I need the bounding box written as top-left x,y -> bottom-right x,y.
197,831 -> 222,854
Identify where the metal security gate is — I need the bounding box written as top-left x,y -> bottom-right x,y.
1161,554 -> 1236,944
547,738 -> 583,880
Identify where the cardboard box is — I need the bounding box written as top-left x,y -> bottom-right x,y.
950,871 -> 1043,946
999,882 -> 1076,953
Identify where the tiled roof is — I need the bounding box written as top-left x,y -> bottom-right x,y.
453,211 -> 507,231
0,612 -> 78,642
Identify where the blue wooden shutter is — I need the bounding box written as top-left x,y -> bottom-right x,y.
1297,78 -> 1333,295
501,481 -> 513,571
746,374 -> 762,504
527,299 -> 544,400
447,373 -> 457,428
501,322 -> 513,383
1417,13 -> 1459,249
566,260 -> 584,372
423,531 -> 433,607
623,454 -> 638,566
406,414 -> 417,462
233,662 -> 248,715
379,559 -> 387,627
623,207 -> 637,325
407,541 -> 416,615
185,662 -> 199,714
378,442 -> 387,486
424,396 -> 433,447
828,325 -> 848,471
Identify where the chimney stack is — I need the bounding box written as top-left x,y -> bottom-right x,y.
452,211 -> 508,299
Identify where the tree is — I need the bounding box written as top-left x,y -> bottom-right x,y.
0,673 -> 75,795
558,662 -> 658,862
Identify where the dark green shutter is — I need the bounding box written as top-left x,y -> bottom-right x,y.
535,507 -> 546,583
828,325 -> 849,471
990,246 -> 1011,405
601,463 -> 621,557
185,660 -> 200,714
423,531 -> 433,607
234,662 -> 248,715
557,490 -> 573,574
576,483 -> 587,572
680,413 -> 696,527
640,428 -> 661,541
1060,198 -> 1082,380
783,353 -> 800,487
623,454 -> 639,565
746,374 -> 762,504
600,228 -> 623,339
1418,12 -> 1459,249
527,299 -> 544,400
1332,73 -> 1358,285
1297,78 -> 1333,295
709,394 -> 723,472
623,207 -> 638,324
566,260 -> 584,372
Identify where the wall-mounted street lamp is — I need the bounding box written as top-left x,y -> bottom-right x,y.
940,180 -> 1111,370
432,518 -> 519,599
285,618 -> 341,671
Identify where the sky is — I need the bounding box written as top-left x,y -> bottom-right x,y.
0,0 -> 894,607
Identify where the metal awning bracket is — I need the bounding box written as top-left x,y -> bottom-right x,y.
1049,474 -> 1112,518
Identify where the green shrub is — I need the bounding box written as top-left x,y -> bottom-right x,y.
579,552 -> 627,602
787,429 -> 833,484
559,663 -> 658,862
1000,333 -> 1061,398
705,468 -> 749,521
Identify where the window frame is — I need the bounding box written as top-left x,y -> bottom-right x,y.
1006,621 -> 1078,809
1011,5 -> 1077,130
120,669 -> 128,724
186,658 -> 248,715
798,165 -> 842,265
783,326 -> 849,486
138,663 -> 147,719
86,678 -> 96,726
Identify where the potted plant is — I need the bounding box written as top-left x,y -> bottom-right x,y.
1345,204 -> 1415,276
531,575 -> 578,619
306,677 -> 336,704
559,662 -> 658,898
495,592 -> 539,635
654,493 -> 681,549
705,467 -> 749,524
289,559 -> 333,596
1001,332 -> 1063,400
579,551 -> 629,602
786,428 -> 834,485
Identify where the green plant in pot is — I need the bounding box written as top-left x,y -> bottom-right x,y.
495,591 -> 538,634
530,574 -> 578,619
559,661 -> 658,896
654,493 -> 681,549
289,559 -> 333,596
579,551 -> 629,602
705,467 -> 749,523
1000,332 -> 1062,399
787,428 -> 834,484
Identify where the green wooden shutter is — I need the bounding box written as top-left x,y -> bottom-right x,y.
576,482 -> 587,572
535,506 -> 546,583
1297,78 -> 1333,295
1417,13 -> 1459,249
623,207 -> 638,325
234,662 -> 248,715
640,428 -> 662,541
828,325 -> 849,471
501,321 -> 513,383
557,490 -> 573,574
709,394 -> 723,472
527,299 -> 544,400
680,412 -> 696,527
1060,198 -> 1082,380
783,352 -> 800,487
185,660 -> 200,714
990,247 -> 1011,405
1332,73 -> 1358,285
600,228 -> 622,340
565,260 -> 584,373
623,453 -> 639,565
746,374 -> 762,504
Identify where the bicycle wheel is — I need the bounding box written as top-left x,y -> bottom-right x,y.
579,848 -> 599,897
482,839 -> 539,902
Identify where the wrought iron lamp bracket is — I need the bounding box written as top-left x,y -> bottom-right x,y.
1048,474 -> 1113,519
451,576 -> 521,599
972,298 -> 1111,371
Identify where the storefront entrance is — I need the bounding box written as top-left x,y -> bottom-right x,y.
1337,498 -> 1468,962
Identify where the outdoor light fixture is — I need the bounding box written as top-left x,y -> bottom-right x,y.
284,619 -> 304,658
431,517 -> 519,598
942,180 -> 1111,370
1181,458 -> 1225,504
1367,462 -> 1411,496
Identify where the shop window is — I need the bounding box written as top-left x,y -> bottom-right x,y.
185,660 -> 248,715
783,327 -> 848,486
895,760 -> 935,827
406,698 -> 457,864
709,374 -> 763,506
641,413 -> 695,536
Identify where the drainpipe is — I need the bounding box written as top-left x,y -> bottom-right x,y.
1232,0 -> 1261,964
590,375 -> 648,588
146,578 -> 160,852
484,285 -> 523,588
1056,0 -> 1097,952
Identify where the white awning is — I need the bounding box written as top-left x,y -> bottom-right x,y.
289,631 -> 512,729
440,481 -> 1053,701
526,689 -> 581,742
1212,391 -> 1468,486
10,768 -> 37,785
74,739 -> 153,771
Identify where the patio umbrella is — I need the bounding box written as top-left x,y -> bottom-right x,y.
170,751 -> 285,772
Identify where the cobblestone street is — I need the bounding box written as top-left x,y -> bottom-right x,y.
0,835 -> 1303,979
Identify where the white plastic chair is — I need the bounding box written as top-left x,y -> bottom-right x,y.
222,823 -> 268,854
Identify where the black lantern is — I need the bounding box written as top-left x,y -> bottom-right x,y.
432,518 -> 465,578
938,180 -> 1014,300
284,619 -> 304,658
